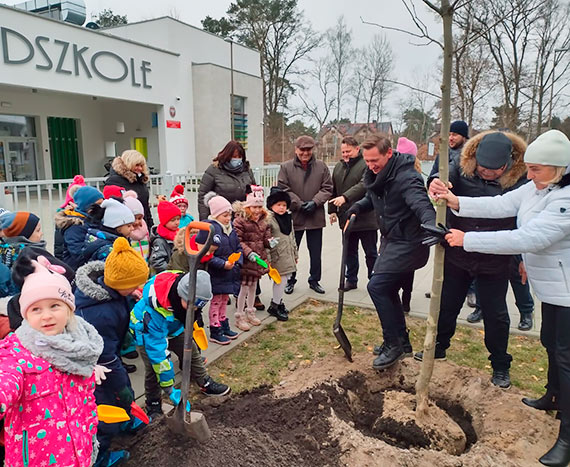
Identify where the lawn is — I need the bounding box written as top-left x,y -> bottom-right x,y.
205,300 -> 548,397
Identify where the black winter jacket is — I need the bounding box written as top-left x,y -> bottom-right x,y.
352,152 -> 436,274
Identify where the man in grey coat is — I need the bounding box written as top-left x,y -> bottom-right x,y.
277,135 -> 333,294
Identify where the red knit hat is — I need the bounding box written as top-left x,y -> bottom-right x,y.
169,184 -> 188,207
103,185 -> 124,199
158,201 -> 181,225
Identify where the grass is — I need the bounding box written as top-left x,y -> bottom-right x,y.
205,300 -> 548,397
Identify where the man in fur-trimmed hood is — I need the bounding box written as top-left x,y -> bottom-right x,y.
422,131 -> 529,390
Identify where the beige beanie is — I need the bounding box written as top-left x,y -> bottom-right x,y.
524,129 -> 570,167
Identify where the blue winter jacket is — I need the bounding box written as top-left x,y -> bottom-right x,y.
130,271 -> 185,389
207,219 -> 243,295
74,261 -> 132,408
82,226 -> 121,262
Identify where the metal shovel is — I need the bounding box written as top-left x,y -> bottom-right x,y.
166,221 -> 214,442
334,215 -> 356,362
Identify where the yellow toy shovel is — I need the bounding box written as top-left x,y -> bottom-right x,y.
97,405 -> 130,424
193,322 -> 209,350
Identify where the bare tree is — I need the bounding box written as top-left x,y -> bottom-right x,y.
348,53 -> 366,122
327,16 -> 354,122
297,57 -> 336,129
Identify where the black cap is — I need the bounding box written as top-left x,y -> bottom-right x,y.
266,187 -> 291,209
450,120 -> 469,139
475,133 -> 513,170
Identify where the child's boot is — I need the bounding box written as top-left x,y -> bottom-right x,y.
94,450 -> 130,467
245,307 -> 262,326
209,325 -> 231,345
279,302 -> 290,315
220,318 -> 239,339
235,311 -> 251,331
267,301 -> 288,321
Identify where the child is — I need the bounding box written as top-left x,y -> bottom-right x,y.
202,192 -> 242,343
233,185 -> 272,331
130,269 -> 230,417
83,198 -> 135,262
0,255 -> 103,467
168,226 -> 219,272
169,184 -> 194,228
266,187 -> 296,321
75,237 -> 150,466
123,191 -> 151,261
149,201 -> 181,274
54,174 -> 86,259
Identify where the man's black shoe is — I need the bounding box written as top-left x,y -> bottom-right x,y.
518,313 -> 533,331
374,330 -> 412,357
539,437 -> 570,466
373,343 -> 405,370
254,296 -> 265,311
309,281 -> 325,294
413,348 -> 447,362
522,392 -> 558,411
342,281 -> 357,291
491,369 -> 511,389
466,307 -> 483,323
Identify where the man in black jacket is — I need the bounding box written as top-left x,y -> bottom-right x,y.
346,135 -> 436,370
418,131 -> 528,389
328,136 -> 378,291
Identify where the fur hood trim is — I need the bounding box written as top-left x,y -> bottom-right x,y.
111,157 -> 149,184
54,209 -> 85,229
75,261 -> 111,301
460,130 -> 527,189
232,200 -> 268,221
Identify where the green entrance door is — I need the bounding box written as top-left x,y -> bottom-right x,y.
47,117 -> 80,179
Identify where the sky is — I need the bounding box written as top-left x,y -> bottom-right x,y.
4,0 -> 444,129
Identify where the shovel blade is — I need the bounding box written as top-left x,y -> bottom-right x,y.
333,325 -> 353,362
193,322 -> 209,350
97,405 -> 130,424
166,409 -> 211,443
268,267 -> 281,284
228,252 -> 241,263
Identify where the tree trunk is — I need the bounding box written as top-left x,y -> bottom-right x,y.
415,0 -> 452,417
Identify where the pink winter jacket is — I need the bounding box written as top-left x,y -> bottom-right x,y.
0,334 -> 98,467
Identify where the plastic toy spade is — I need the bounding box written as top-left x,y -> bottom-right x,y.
251,256 -> 282,284
228,252 -> 241,264
193,321 -> 208,350
97,403 -> 150,425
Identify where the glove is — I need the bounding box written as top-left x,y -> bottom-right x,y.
168,388 -> 181,406
345,205 -> 360,219
248,252 -> 260,262
301,201 -> 316,213
268,237 -> 279,248
94,365 -> 111,385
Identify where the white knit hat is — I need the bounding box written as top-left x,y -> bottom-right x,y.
524,130 -> 570,167
102,198 -> 135,228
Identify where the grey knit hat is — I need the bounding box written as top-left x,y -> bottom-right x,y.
177,270 -> 213,303
524,130 -> 570,167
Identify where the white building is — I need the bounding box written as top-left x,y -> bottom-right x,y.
0,4 -> 264,182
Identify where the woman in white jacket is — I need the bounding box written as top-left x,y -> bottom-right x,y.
430,129 -> 570,467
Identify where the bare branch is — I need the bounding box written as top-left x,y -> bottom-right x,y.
360,17 -> 443,49
422,0 -> 442,14
385,79 -> 441,98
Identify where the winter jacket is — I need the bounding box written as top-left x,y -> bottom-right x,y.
82,226 -> 121,263
457,175 -> 570,306
429,131 -> 528,276
266,213 -> 297,276
167,230 -> 213,273
0,237 -> 47,296
0,263 -> 17,298
328,153 -> 378,231
352,152 -> 436,274
0,333 -> 98,467
54,209 -> 89,270
207,219 -> 243,295
428,143 -> 464,178
233,202 -> 272,282
74,262 -> 132,408
277,156 -> 333,231
149,225 -> 175,275
197,161 -> 257,220
130,272 -> 185,389
105,157 -> 153,229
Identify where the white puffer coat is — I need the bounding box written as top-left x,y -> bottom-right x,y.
457,180 -> 570,306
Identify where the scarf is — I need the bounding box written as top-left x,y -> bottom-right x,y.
209,216 -> 233,236
273,212 -> 292,236
130,220 -> 149,241
222,161 -> 245,174
157,223 -> 178,241
16,316 -> 103,377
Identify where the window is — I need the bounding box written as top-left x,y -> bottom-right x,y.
232,96 -> 248,149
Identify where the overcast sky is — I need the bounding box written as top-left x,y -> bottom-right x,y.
5,0 -> 444,129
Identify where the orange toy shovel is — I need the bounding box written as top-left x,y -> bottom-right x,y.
228,252 -> 241,264
97,405 -> 130,424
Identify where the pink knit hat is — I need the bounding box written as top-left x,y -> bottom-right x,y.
60,175 -> 86,209
123,190 -> 144,216
19,256 -> 75,317
244,185 -> 265,207
396,137 -> 418,157
204,192 -> 232,218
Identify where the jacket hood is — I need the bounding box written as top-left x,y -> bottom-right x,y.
232,200 -> 268,221
111,156 -> 149,184
75,261 -> 112,303
152,272 -> 179,310
460,131 -> 527,189
54,209 -> 86,230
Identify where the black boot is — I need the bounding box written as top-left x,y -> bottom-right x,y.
267,301 -> 288,321
522,391 -> 559,411
539,420 -> 570,467
372,340 -> 404,370
279,302 -> 290,314
284,277 -> 296,294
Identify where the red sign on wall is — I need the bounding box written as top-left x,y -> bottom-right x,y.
166,120 -> 181,129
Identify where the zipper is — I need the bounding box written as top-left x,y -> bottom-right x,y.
22,429 -> 29,467
559,260 -> 570,292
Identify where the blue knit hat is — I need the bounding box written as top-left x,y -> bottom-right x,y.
74,186 -> 104,215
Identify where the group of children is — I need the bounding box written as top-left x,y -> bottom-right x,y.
0,165 -> 298,466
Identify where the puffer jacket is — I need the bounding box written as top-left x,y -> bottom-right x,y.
206,219 -> 243,295
74,262 -> 132,408
0,333 -> 98,467
428,143 -> 464,178
277,156 -> 333,231
197,161 -> 256,220
459,175 -> 570,306
429,131 -> 528,276
328,153 -> 378,231
82,226 -> 121,263
105,157 -> 153,229
149,225 -> 175,275
233,201 -> 272,281
352,152 -> 436,274
130,272 -> 185,389
266,213 -> 297,276
0,237 -> 47,296
54,209 -> 89,270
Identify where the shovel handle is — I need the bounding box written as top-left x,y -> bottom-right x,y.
184,221 -> 215,258
343,214 -> 357,234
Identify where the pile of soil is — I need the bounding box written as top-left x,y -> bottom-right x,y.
124,353 -> 558,467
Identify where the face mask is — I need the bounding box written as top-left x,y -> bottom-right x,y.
229,158 -> 243,168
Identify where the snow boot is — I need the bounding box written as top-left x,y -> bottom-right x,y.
209,325 -> 231,345
267,301 -> 288,321
220,318 -> 239,339
245,307 -> 261,326
235,311 -> 251,331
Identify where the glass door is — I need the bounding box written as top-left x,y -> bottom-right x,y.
5,141 -> 38,182
0,141 -> 7,182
